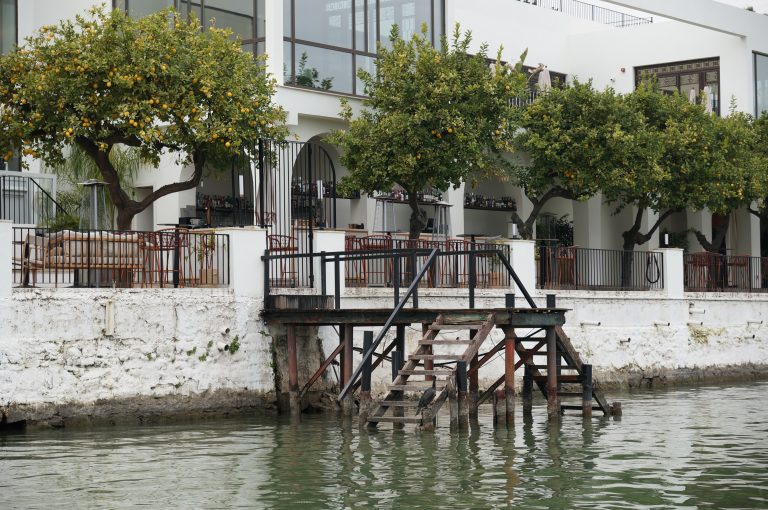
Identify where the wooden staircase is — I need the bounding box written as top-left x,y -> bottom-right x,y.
367,313 -> 497,428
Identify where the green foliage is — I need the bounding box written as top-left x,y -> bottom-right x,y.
536,214 -> 573,246
328,24 -> 528,238
291,52 -> 333,91
229,335 -> 240,355
0,6 -> 286,228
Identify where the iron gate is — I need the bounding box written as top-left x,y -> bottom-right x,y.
257,139 -> 337,288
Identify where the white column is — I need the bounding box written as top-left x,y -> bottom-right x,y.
639,208 -> 661,251
653,248 -> 684,299
686,209 -> 711,253
264,0 -> 284,85
0,221 -> 12,298
733,207 -> 760,257
445,183 -> 464,237
573,194 -> 603,249
314,229 -> 346,295
510,187 -> 534,239
507,239 -> 536,301
217,227 -> 267,298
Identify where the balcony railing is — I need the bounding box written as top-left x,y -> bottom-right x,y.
517,0 -> 653,27
537,244 -> 664,291
12,227 -> 230,289
684,252 -> 768,293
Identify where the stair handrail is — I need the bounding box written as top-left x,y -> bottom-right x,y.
338,247 -> 439,402
494,250 -> 538,308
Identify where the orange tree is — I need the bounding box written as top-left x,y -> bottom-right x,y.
0,7 -> 286,229
329,25 -> 528,239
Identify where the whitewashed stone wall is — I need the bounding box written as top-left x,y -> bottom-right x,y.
0,288 -> 275,424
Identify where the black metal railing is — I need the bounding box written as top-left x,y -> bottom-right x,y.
342,237 -> 512,290
684,252 -> 768,292
516,0 -> 653,27
537,245 -> 664,291
1,172 -> 69,226
12,227 -> 230,289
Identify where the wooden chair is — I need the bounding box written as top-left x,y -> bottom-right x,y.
268,234 -> 298,287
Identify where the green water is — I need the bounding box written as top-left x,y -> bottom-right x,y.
2,382 -> 768,509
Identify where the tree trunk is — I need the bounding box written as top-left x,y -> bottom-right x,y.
692,215 -> 730,253
620,207 -> 675,287
510,187 -> 574,241
408,191 -> 427,240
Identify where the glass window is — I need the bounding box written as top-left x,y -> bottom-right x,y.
635,58 -> 720,116
205,0 -> 255,41
293,44 -> 352,94
757,53 -> 768,117
126,0 -> 174,19
379,0 -> 432,49
294,0 -> 353,49
284,0 -> 444,96
179,0 -> 202,21
355,55 -> 375,95
0,0 -> 16,54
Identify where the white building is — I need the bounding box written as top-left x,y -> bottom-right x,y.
3,0 -> 768,256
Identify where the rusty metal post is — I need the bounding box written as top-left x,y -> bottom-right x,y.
342,324 -> 355,416
493,389 -> 506,426
504,328 -> 516,425
457,360 -> 469,430
422,323 -> 434,381
338,326 -> 346,388
546,326 -> 559,420
449,376 -> 458,431
522,364 -> 533,417
287,325 -> 300,417
582,363 -> 593,419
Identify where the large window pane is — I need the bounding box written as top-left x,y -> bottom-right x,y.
284,0 -> 292,37
179,0 -> 202,21
293,44 -> 352,94
0,0 -> 15,54
757,53 -> 768,117
126,0 -> 174,18
379,0 -> 432,49
294,0 -> 352,49
354,0 -> 365,51
205,0 -> 255,40
355,55 -> 375,96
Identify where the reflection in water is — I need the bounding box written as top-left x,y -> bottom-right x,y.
2,383 -> 768,509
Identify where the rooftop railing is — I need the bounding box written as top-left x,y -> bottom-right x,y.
517,0 -> 653,27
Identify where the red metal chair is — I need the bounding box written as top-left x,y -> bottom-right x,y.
142,228 -> 192,288
359,234 -> 393,287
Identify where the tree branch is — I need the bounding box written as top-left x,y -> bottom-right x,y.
139,149 -> 206,211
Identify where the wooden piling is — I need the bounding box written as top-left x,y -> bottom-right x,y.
546,326 -> 559,420
287,324 -> 300,416
341,324 -> 355,416
423,323 -> 434,381
448,380 -> 459,430
493,389 -> 506,426
522,364 -> 533,416
457,361 -> 469,430
469,340 -> 479,418
358,331 -> 373,426
582,364 -> 593,418
504,328 -> 516,425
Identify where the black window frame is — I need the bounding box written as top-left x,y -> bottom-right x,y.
0,0 -> 18,171
755,51 -> 768,118
283,0 -> 446,97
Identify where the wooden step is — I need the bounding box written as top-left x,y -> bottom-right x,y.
398,369 -> 454,376
419,339 -> 472,345
561,405 -> 600,411
368,416 -> 423,424
531,365 -> 579,370
378,400 -> 419,407
557,392 -> 584,397
533,375 -> 581,382
410,354 -> 464,361
388,384 -> 446,392
429,324 -> 485,330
